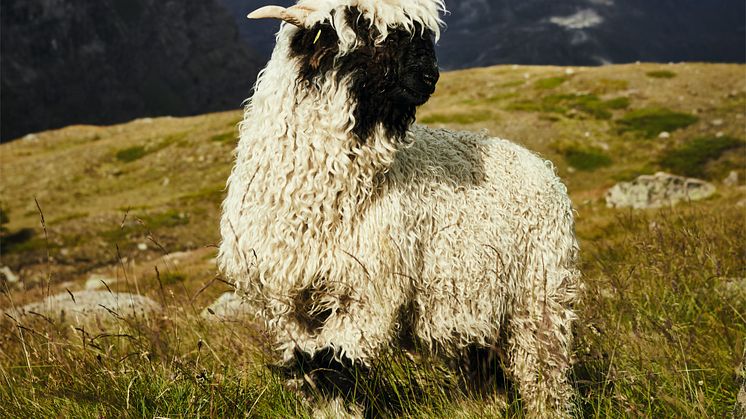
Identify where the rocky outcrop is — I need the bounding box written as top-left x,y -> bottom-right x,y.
4,290 -> 160,326
606,172 -> 716,209
1,0 -> 261,141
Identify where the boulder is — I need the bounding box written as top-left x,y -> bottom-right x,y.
0,266 -> 19,287
84,273 -> 118,290
4,290 -> 159,326
724,170 -> 739,187
606,172 -> 715,209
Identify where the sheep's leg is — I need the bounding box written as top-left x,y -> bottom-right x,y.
293,284 -> 403,417
316,288 -> 404,364
507,286 -> 576,418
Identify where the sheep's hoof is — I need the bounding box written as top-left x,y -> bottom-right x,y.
270,347 -> 367,398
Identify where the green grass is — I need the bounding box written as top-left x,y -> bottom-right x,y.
499,80 -> 525,88
115,146 -> 147,163
617,108 -> 699,138
2,204 -> 742,417
571,95 -> 630,119
3,63 -> 745,418
141,210 -> 189,229
158,271 -> 186,285
49,212 -> 89,225
419,110 -> 495,125
590,78 -> 630,94
574,205 -> 744,418
659,136 -> 745,178
604,97 -> 631,110
100,210 -> 189,244
462,92 -> 518,105
563,146 -> 613,171
534,77 -> 567,89
210,131 -> 237,143
508,94 -> 630,120
0,306 -> 307,418
647,70 -> 677,79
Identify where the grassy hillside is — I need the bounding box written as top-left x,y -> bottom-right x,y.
1,63 -> 744,417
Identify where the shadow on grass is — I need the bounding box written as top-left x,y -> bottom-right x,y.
1,228 -> 36,253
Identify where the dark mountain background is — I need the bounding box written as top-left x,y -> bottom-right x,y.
2,0 -> 744,141
435,0 -> 746,68
222,0 -> 745,69
1,0 -> 262,142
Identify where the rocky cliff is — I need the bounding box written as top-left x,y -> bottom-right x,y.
436,0 -> 746,69
1,0 -> 261,141
219,0 -> 745,69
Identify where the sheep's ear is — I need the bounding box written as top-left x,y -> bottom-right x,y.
247,5 -> 315,28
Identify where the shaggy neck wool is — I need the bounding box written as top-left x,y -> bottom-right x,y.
235,0 -> 445,226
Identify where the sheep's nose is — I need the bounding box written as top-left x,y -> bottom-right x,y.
422,68 -> 439,88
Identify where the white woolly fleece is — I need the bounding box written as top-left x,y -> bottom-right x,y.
218,0 -> 580,416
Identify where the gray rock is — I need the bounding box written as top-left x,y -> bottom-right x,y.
606,172 -> 716,209
724,170 -> 739,187
162,251 -> 193,265
84,273 -> 117,290
201,292 -> 254,321
0,266 -> 19,285
718,278 -> 746,298
4,290 -> 160,326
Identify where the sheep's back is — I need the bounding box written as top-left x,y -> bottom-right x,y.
385,125 -> 577,345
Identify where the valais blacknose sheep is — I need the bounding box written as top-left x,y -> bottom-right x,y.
218,0 -> 581,416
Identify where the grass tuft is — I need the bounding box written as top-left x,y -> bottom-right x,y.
590,78 -> 630,94
158,271 -> 186,285
646,70 -> 677,79
564,147 -> 613,171
659,136 -> 745,178
115,146 -> 147,163
534,77 -> 567,89
419,110 -> 496,125
508,94 -> 630,120
100,210 -> 189,244
575,205 -> 744,417
210,131 -> 236,143
617,108 -> 698,138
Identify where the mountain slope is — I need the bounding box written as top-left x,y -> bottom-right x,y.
437,0 -> 746,68
219,0 -> 746,69
1,0 -> 262,141
1,62 -> 743,277
1,63 -> 744,418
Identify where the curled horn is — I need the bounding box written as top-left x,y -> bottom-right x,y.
247,5 -> 316,27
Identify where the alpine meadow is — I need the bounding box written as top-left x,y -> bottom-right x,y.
1,63 -> 744,417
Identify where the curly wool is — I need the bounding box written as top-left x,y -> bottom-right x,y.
218,0 -> 580,416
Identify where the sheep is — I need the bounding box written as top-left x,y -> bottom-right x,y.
217,0 -> 581,416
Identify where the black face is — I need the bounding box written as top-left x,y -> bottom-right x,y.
289,7 -> 439,141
